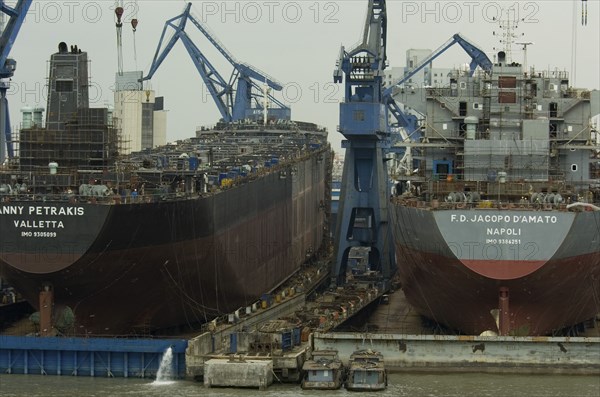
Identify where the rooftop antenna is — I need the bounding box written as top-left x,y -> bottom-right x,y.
515,41 -> 534,71
262,79 -> 269,126
492,10 -> 525,64
571,1 -> 578,86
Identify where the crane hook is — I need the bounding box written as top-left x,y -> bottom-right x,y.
115,7 -> 124,26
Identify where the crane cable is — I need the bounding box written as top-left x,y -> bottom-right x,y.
132,0 -> 139,71
115,0 -> 124,76
571,1 -> 577,87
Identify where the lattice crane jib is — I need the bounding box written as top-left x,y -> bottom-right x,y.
141,2 -> 290,123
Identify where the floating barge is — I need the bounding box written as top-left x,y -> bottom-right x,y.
345,349 -> 387,391
301,349 -> 345,390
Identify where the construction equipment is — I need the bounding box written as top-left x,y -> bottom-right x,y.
331,1 -> 495,286
383,33 -> 493,141
382,33 -> 493,179
331,0 -> 394,287
0,0 -> 31,162
114,1 -> 124,76
142,2 -> 290,123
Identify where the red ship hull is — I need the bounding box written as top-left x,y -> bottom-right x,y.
391,204 -> 600,336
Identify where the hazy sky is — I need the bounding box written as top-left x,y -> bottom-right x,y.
7,0 -> 600,152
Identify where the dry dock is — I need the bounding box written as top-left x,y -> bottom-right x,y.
186,261 -> 389,387
312,332 -> 600,375
313,289 -> 600,375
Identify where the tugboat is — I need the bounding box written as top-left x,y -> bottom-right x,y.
300,350 -> 345,390
345,349 -> 387,391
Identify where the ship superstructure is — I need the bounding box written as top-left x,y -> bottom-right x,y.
394,52 -> 599,191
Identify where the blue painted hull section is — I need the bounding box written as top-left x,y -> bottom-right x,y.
0,336 -> 187,378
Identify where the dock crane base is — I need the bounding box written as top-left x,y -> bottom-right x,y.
0,0 -> 32,162
331,0 -> 394,288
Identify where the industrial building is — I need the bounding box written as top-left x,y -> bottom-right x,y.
113,71 -> 167,155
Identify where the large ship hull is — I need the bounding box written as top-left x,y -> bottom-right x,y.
391,203 -> 600,336
0,149 -> 330,334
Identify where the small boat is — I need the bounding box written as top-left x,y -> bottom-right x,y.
300,349 -> 344,390
345,349 -> 387,391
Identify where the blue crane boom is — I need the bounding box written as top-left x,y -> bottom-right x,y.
382,33 -> 492,141
0,0 -> 31,69
0,0 -> 31,162
142,3 -> 290,123
383,33 -> 492,100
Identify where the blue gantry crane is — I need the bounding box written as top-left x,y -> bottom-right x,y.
0,0 -> 31,163
331,0 -> 394,287
142,2 -> 290,123
331,0 -> 494,286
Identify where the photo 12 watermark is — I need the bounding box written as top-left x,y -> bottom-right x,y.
26,1 -> 105,24
8,81 -> 105,106
198,1 -> 340,24
197,80 -> 340,105
24,1 -> 143,24
399,1 -> 540,24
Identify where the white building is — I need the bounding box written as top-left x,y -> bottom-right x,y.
382,66 -> 405,89
383,49 -> 454,90
113,71 -> 167,154
405,49 -> 432,86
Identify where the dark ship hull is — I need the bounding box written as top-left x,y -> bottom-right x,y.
0,146 -> 330,334
391,204 -> 600,336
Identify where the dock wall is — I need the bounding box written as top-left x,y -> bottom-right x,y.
313,332 -> 600,374
0,335 -> 188,378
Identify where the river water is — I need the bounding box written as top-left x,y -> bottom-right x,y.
1,373 -> 598,397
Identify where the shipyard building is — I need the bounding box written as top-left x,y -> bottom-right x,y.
14,44 -> 167,170
113,71 -> 167,155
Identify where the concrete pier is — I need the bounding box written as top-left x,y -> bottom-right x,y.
187,322 -> 310,384
186,262 -> 331,382
186,294 -> 310,381
204,358 -> 273,390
